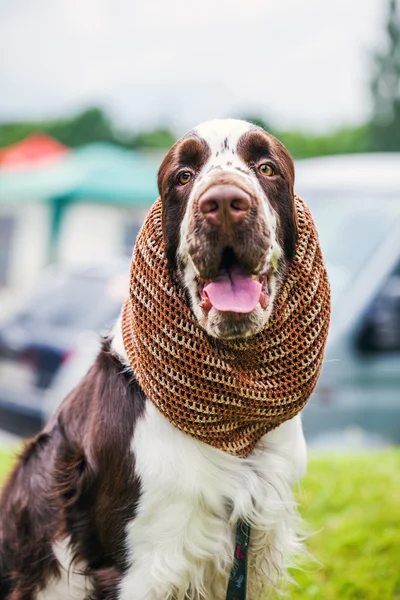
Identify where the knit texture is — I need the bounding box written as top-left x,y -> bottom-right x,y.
122,196 -> 330,457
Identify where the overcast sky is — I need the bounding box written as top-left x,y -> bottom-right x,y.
0,0 -> 387,134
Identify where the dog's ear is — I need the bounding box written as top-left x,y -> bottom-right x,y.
281,189 -> 298,264
157,136 -> 211,272
157,146 -> 175,201
157,145 -> 183,270
270,138 -> 298,264
237,128 -> 298,264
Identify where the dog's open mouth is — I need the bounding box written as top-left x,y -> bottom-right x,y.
197,248 -> 270,314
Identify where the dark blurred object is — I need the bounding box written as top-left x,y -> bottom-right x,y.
356,261 -> 400,352
0,261 -> 129,436
371,0 -> 400,151
296,153 -> 400,446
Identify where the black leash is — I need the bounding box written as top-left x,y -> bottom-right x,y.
225,520 -> 251,600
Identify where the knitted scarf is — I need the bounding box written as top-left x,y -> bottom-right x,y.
122,195 -> 330,457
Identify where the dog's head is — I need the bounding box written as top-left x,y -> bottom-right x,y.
158,118 -> 297,339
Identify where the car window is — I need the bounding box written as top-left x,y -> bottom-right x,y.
306,194 -> 400,305
16,274 -> 122,330
355,261 -> 400,353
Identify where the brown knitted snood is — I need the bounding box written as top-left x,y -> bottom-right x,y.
122,195 -> 330,457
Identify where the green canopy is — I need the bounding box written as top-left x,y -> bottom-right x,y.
0,143 -> 161,205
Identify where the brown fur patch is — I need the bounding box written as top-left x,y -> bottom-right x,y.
237,128 -> 298,262
0,341 -> 145,600
158,134 -> 211,269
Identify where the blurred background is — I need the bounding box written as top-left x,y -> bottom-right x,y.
0,1 -> 399,597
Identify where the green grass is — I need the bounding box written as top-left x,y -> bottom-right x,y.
0,447 -> 399,599
287,450 -> 400,600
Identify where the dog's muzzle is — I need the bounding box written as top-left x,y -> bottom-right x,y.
186,174 -> 272,315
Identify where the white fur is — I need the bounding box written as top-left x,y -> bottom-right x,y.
113,323 -> 307,600
35,539 -> 93,600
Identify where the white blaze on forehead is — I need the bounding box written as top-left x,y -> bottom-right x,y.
194,118 -> 253,150
193,118 -> 253,171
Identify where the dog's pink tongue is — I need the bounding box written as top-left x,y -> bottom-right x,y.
203,269 -> 261,313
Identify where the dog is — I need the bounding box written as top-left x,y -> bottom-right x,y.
0,119 -> 307,600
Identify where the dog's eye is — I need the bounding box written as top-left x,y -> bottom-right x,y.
258,163 -> 275,177
177,171 -> 193,185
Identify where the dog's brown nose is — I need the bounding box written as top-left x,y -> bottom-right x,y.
199,185 -> 251,227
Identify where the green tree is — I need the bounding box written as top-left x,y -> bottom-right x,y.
0,108 -> 177,150
0,107 -> 115,148
371,0 -> 400,151
48,107 -> 115,147
128,128 -> 176,149
239,114 -> 370,159
278,124 -> 370,159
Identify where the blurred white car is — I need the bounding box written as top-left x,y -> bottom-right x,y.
296,154 -> 400,446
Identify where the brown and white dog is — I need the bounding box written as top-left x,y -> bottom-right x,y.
0,119 -> 307,600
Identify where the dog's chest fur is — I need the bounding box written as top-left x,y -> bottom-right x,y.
35,326 -> 306,600
117,323 -> 306,600
118,402 -> 306,600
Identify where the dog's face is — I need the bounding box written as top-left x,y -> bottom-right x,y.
158,119 -> 297,339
